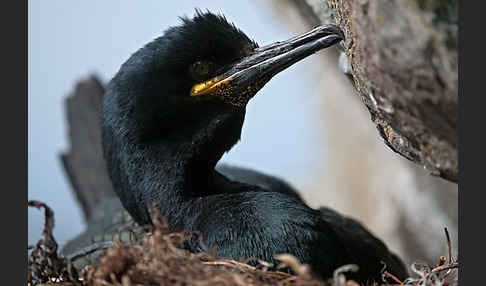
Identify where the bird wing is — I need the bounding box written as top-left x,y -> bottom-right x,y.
216,164 -> 304,202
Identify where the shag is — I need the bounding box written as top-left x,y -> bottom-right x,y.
101,10 -> 407,283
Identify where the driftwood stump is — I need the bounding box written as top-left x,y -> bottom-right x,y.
61,76 -> 116,221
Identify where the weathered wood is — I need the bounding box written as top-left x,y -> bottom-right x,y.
60,76 -> 116,221
292,0 -> 458,183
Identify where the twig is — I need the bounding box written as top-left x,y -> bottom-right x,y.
28,200 -> 56,252
444,227 -> 452,265
431,262 -> 458,274
28,200 -> 79,284
333,264 -> 359,286
383,271 -> 403,285
203,260 -> 258,271
66,241 -> 115,261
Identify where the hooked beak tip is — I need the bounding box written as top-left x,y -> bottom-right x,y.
318,24 -> 345,44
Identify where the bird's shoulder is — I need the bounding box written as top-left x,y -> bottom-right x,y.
215,164 -> 303,202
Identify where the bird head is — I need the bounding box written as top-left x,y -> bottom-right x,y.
104,9 -> 343,159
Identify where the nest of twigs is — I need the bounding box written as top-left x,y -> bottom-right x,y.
27,200 -> 459,286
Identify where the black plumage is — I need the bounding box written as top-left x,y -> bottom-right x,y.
101,10 -> 407,283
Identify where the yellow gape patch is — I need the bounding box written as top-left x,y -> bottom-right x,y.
190,77 -> 228,97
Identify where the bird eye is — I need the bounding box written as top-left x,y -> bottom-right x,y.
189,60 -> 213,81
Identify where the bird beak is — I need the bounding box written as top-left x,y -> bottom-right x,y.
190,24 -> 344,107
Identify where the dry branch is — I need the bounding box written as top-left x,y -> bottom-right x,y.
28,200 -> 79,285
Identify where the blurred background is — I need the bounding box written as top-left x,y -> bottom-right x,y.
28,1 -> 457,266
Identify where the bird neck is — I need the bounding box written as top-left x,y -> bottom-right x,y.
109,109 -> 246,224
155,110 -> 245,190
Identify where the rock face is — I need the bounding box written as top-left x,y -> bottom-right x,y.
262,0 -> 457,266
306,0 -> 458,182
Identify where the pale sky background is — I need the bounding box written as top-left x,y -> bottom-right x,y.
28,1 -> 331,247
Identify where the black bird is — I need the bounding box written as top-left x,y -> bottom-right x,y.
101,10 -> 408,284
